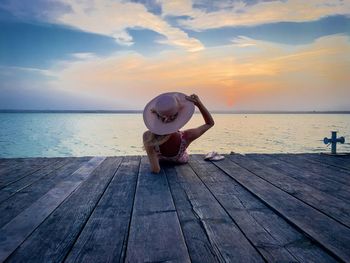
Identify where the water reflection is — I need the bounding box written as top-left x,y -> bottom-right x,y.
0,113 -> 349,157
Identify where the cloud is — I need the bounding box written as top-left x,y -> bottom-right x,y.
231,36 -> 257,47
161,0 -> 350,31
45,34 -> 350,110
71,53 -> 97,60
0,65 -> 121,110
0,65 -> 55,78
56,0 -> 203,51
158,0 -> 194,17
0,0 -> 203,51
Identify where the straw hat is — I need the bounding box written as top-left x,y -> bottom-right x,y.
143,92 -> 195,135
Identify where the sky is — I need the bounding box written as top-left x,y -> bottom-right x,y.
0,0 -> 350,111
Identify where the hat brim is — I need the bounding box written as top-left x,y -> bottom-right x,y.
143,92 -> 195,135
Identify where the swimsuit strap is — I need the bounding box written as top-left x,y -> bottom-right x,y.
154,144 -> 161,154
156,131 -> 188,161
176,131 -> 187,156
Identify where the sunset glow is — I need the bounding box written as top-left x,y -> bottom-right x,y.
1,0 -> 349,111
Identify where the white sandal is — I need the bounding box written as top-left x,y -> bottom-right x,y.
210,154 -> 225,161
204,151 -> 218,160
204,152 -> 225,161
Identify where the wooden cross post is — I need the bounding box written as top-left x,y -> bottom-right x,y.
323,131 -> 345,154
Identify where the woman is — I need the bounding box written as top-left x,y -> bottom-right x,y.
143,92 -> 214,173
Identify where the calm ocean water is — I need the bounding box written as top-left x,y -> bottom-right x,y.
0,113 -> 349,158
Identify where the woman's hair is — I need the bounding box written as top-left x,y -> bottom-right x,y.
143,131 -> 171,148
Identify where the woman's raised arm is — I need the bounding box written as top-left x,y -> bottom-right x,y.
184,94 -> 214,144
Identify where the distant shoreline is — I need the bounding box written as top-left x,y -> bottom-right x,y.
1,110 -> 350,114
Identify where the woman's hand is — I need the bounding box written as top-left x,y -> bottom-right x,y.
185,94 -> 202,107
183,94 -> 214,145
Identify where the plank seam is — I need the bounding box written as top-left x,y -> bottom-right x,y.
164,167 -> 201,263
121,156 -> 141,263
188,161 -> 268,263
164,166 -> 192,260
0,159 -> 73,205
251,154 -> 350,201
0,156 -> 104,262
228,155 -> 350,229
189,157 -> 302,262
245,206 -> 302,262
182,181 -> 226,263
0,159 -> 62,190
304,155 -> 350,172
212,158 -> 346,263
2,158 -> 97,262
61,157 -> 124,262
124,158 -> 191,262
274,154 -> 350,181
275,155 -> 350,186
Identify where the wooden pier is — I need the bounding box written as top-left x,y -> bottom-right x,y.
0,154 -> 349,262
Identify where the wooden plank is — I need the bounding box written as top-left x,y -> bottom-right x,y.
189,155 -> 337,262
125,157 -> 190,262
4,157 -> 121,263
0,156 -> 105,262
273,154 -> 350,187
0,158 -> 33,169
0,157 -> 79,204
305,154 -> 350,171
214,157 -> 350,262
0,157 -> 57,178
0,158 -> 36,170
164,164 -> 221,263
0,157 -> 90,228
247,209 -> 339,263
168,161 -> 264,262
229,154 -> 350,228
324,155 -> 350,170
64,156 -> 139,263
0,157 -> 59,188
0,158 -> 17,166
249,154 -> 350,202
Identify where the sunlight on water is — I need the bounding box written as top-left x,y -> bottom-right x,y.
187,114 -> 350,154
0,113 -> 349,157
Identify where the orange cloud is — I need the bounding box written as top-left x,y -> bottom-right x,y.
48,35 -> 350,110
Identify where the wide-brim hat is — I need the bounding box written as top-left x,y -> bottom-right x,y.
143,92 -> 195,135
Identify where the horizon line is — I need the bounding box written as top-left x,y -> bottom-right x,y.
1,109 -> 350,114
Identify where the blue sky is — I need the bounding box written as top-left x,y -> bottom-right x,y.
1,0 -> 350,110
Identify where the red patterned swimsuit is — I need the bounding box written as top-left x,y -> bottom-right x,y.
154,131 -> 189,163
